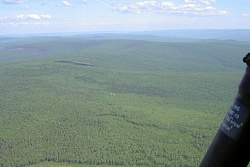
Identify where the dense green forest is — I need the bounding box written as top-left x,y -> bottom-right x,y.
0,36 -> 249,166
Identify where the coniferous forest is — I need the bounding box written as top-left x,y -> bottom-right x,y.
0,35 -> 249,166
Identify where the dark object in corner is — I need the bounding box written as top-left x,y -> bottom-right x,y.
243,53 -> 250,67
200,53 -> 250,167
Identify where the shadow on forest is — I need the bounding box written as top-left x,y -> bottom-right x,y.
96,113 -> 161,129
56,61 -> 93,67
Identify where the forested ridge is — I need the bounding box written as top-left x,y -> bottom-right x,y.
0,37 -> 249,166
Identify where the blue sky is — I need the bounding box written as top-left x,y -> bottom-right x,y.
0,0 -> 250,35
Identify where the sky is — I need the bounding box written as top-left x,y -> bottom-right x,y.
1,0 -> 250,35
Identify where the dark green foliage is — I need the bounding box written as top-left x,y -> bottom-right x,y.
0,37 -> 248,166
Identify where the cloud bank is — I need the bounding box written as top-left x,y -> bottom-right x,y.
112,0 -> 229,16
0,14 -> 52,26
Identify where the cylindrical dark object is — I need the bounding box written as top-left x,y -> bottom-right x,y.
200,53 -> 250,167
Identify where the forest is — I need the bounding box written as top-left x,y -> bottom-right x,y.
0,35 -> 249,167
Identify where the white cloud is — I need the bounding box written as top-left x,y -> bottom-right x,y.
205,6 -> 215,10
184,0 -> 197,3
2,0 -> 27,4
113,4 -> 140,14
181,3 -> 200,9
62,1 -> 72,6
199,0 -> 216,5
16,14 -> 25,19
41,15 -> 51,19
113,1 -> 161,14
15,14 -> 51,20
184,0 -> 216,4
242,14 -> 250,17
161,2 -> 175,8
113,0 -> 228,16
0,16 -> 8,21
0,14 -> 52,28
27,14 -> 40,19
137,1 -> 159,8
217,10 -> 229,16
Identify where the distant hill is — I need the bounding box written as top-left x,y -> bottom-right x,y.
2,29 -> 250,42
69,33 -> 201,42
139,29 -> 250,42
